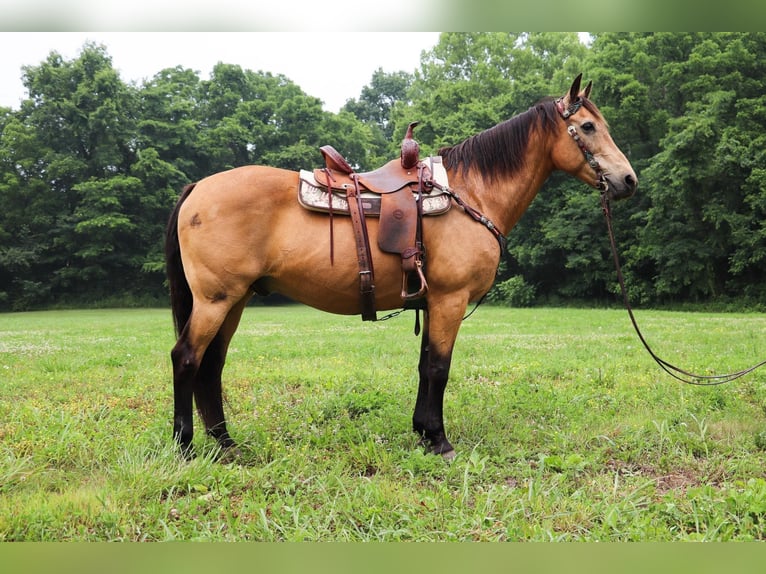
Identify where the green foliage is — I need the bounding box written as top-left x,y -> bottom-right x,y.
488,275 -> 536,307
3,33 -> 766,309
396,33 -> 587,153
342,68 -> 412,144
589,33 -> 766,304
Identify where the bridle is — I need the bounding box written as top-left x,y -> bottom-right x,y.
555,96 -> 609,193
557,96 -> 766,385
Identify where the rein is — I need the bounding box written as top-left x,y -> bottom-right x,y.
601,192 -> 766,386
559,94 -> 766,385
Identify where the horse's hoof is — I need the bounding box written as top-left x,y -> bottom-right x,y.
417,433 -> 456,459
179,445 -> 196,461
430,437 -> 455,458
217,446 -> 243,464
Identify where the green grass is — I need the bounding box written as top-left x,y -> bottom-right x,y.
2,305 -> 766,540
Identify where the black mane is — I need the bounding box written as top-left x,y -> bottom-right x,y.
438,98 -> 561,182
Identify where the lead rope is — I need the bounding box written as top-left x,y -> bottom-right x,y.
601,192 -> 766,386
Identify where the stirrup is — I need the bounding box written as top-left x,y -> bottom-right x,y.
401,260 -> 428,300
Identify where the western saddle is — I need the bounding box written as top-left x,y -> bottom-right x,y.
298,122 -> 450,321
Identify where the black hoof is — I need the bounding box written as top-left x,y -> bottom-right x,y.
179,444 -> 196,461
416,431 -> 455,459
216,444 -> 243,464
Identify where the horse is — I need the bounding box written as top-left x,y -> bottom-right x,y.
164,74 -> 638,460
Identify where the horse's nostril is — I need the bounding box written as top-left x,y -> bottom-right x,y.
625,174 -> 638,190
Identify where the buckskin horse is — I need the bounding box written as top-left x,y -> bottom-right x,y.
165,75 -> 638,460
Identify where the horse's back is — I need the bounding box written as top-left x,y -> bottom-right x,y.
187,165 -> 297,205
179,165 -> 301,241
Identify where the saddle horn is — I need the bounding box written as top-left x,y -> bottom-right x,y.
400,121 -> 421,170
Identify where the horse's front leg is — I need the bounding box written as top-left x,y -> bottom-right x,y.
412,306 -> 460,459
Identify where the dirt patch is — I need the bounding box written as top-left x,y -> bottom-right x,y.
604,458 -> 717,493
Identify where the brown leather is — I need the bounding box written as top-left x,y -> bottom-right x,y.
314,158 -> 428,195
359,160 -> 428,193
378,188 -> 418,254
313,125 -> 430,318
400,122 -> 420,170
345,175 -> 376,321
320,145 -> 354,174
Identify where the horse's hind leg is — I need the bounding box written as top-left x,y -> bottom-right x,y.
171,333 -> 198,458
193,332 -> 234,449
192,297 -> 250,453
170,299 -> 235,457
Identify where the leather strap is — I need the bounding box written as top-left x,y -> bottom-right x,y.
323,168 -> 336,265
346,174 -> 377,321
401,164 -> 428,300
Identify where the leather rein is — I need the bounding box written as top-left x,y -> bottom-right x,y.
559,96 -> 766,385
601,191 -> 766,386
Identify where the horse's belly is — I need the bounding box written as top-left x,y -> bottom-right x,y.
264,250 -> 408,315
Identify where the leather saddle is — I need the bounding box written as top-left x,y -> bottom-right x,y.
313,147 -> 427,195
298,122 -> 449,321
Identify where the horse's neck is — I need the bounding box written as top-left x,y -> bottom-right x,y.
453,134 -> 554,236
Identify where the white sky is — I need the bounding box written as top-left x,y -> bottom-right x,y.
0,32 -> 441,113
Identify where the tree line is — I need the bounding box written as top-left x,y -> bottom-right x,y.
1,32 -> 765,311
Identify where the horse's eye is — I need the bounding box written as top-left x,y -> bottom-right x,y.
581,122 -> 595,134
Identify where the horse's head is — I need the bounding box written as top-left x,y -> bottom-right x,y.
552,74 -> 637,201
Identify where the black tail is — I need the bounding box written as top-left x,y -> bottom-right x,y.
165,183 -> 196,337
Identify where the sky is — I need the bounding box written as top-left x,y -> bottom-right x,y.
0,32 -> 441,113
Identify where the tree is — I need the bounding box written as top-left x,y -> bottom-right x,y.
137,66 -> 204,182
397,33 -> 587,151
0,43 -> 198,307
194,64 -> 329,173
0,44 -> 144,307
631,33 -> 766,302
343,68 -> 413,144
0,112 -> 56,308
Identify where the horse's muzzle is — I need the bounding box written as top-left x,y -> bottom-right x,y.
605,172 -> 638,201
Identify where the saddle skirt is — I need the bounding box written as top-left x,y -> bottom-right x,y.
298,156 -> 451,217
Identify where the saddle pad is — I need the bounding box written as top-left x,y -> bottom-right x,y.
298,157 -> 451,217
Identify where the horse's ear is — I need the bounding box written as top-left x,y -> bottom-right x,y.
568,73 -> 583,102
583,80 -> 592,100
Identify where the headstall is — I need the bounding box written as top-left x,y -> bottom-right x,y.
555,97 -> 609,192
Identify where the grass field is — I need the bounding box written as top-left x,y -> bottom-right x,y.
2,304 -> 766,541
